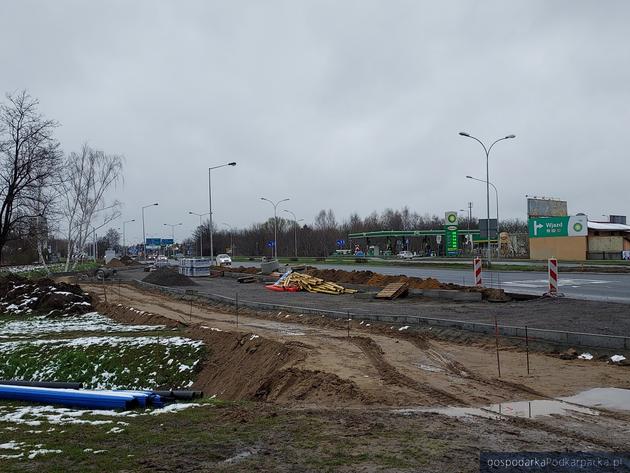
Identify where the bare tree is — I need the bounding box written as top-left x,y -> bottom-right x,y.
0,91 -> 62,264
61,143 -> 123,270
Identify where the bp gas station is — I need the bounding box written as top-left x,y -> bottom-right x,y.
348,211 -> 485,257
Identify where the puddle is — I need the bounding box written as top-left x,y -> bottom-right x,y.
396,387 -> 630,419
561,387 -> 630,411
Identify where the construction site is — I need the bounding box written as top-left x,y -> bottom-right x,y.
0,259 -> 617,471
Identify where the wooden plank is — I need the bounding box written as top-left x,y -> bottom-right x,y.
375,282 -> 409,300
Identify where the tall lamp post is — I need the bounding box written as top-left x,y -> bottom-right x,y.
466,175 -> 500,238
122,219 -> 135,256
260,197 -> 290,260
459,132 -> 515,263
141,203 -> 159,260
163,223 -> 182,257
221,223 -> 235,256
189,211 -> 210,257
283,209 -> 303,258
209,162 -> 237,264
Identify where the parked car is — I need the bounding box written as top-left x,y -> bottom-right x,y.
215,254 -> 232,266
397,251 -> 414,259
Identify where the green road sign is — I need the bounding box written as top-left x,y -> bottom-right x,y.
528,215 -> 588,238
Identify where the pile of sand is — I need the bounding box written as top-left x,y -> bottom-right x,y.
142,268 -> 197,287
304,268 -> 454,290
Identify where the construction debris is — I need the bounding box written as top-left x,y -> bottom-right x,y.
375,282 -> 409,300
268,271 -> 357,295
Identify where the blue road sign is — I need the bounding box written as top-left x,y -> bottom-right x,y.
266,240 -> 276,248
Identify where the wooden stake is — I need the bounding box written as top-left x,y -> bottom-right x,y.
525,325 -> 530,375
494,315 -> 501,378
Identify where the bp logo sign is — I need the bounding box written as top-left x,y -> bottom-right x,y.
572,222 -> 583,233
445,211 -> 458,226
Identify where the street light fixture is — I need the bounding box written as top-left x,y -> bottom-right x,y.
163,223 -> 183,257
221,223 -> 235,256
466,175 -> 500,247
122,219 -> 135,256
141,203 -> 158,261
283,209 -> 304,258
189,211 -> 210,257
208,162 -> 237,264
459,132 -> 515,263
260,197 -> 290,260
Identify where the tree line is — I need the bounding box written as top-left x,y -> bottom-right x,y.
184,208 -> 528,258
0,91 -> 123,270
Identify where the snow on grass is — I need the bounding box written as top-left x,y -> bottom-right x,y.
0,336 -> 205,390
0,402 -> 207,427
0,312 -> 165,338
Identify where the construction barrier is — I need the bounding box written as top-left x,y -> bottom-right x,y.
548,257 -> 558,295
473,257 -> 483,286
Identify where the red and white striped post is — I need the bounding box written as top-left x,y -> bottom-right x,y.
548,257 -> 558,295
473,257 -> 483,286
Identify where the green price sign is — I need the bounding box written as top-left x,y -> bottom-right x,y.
445,225 -> 458,255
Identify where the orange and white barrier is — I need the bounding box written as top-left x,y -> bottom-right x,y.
548,257 -> 558,295
473,257 -> 483,286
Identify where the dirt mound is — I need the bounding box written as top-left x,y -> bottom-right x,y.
255,367 -> 367,404
0,273 -> 93,316
189,329 -> 366,405
106,258 -> 126,268
95,300 -> 183,328
304,267 -> 510,300
143,268 -> 197,287
120,255 -> 136,265
305,268 -> 454,290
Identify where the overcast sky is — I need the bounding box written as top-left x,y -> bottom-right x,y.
2,1 -> 629,242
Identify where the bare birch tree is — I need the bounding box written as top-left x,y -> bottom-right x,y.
0,91 -> 62,264
61,144 -> 123,270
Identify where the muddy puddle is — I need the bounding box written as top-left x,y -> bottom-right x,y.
396,387 -> 630,419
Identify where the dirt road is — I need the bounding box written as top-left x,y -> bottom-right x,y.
74,281 -> 630,470
83,282 -> 630,408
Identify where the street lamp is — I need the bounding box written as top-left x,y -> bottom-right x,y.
163,223 -> 182,257
122,219 -> 135,256
260,197 -> 290,260
221,223 -> 235,256
459,132 -> 515,263
208,162 -> 237,264
189,211 -> 210,257
466,175 -> 500,244
283,209 -> 304,258
141,202 -> 158,261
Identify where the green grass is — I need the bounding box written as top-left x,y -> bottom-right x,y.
0,335 -> 205,390
0,402 -> 454,472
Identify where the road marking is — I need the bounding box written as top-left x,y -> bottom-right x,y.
503,279 -> 610,288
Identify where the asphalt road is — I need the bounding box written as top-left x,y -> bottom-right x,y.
234,261 -> 630,303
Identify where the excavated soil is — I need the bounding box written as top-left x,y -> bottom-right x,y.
84,281 -> 630,409
304,267 -> 510,300
142,268 -> 198,287
0,274 -> 93,316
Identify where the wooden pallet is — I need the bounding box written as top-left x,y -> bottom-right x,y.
375,282 -> 409,300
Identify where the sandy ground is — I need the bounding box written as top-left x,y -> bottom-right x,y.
82,282 -> 630,408
71,281 -> 630,469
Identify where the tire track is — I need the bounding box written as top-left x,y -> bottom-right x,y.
348,336 -> 466,406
